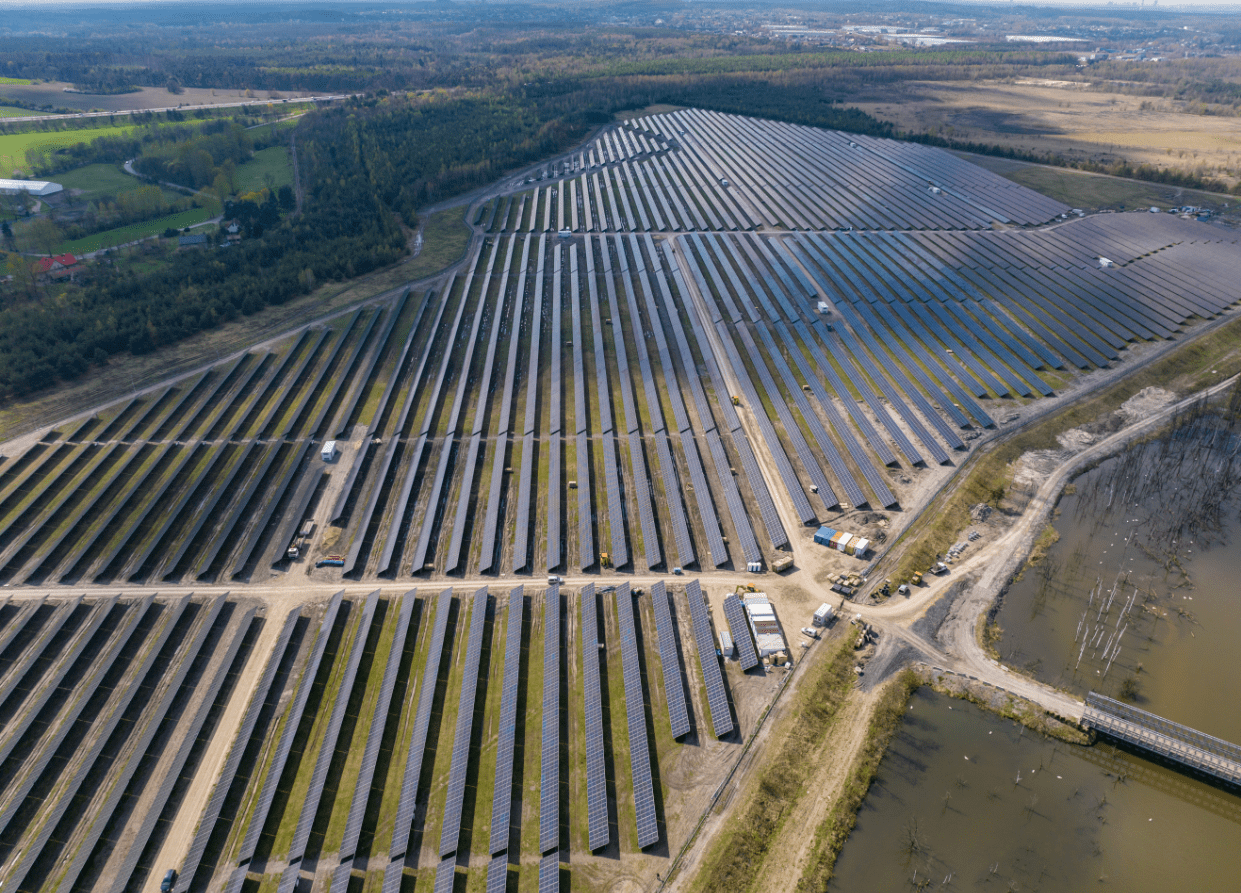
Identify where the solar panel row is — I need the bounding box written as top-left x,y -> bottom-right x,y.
650,582 -> 692,739
685,581 -> 734,738
539,584 -> 561,854
581,583 -> 609,851
722,594 -> 759,671
440,587 -> 489,857
391,587 -> 453,860
615,583 -> 660,847
491,587 -> 525,855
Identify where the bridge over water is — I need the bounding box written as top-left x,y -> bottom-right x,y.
1082,692 -> 1241,787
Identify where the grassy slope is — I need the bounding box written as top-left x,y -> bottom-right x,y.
234,145 -> 295,194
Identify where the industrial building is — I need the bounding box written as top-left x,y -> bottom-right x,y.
0,178 -> 63,197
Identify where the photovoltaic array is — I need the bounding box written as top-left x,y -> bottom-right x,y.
490,587 -> 525,855
615,583 -> 659,847
650,582 -> 691,738
722,594 -> 759,671
440,587 -> 489,857
685,580 -> 734,738
539,584 -> 561,854
580,583 -> 609,851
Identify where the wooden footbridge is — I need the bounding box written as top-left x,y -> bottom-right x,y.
1082,692 -> 1241,787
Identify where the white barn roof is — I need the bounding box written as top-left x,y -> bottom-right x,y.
0,179 -> 63,197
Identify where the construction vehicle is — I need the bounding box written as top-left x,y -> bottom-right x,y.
600,552 -> 612,568
731,395 -> 741,406
911,571 -> 923,585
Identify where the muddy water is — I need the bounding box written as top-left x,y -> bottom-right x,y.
995,417 -> 1241,741
830,689 -> 1241,892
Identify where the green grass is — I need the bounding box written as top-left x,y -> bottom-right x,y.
57,205 -> 215,254
517,595 -> 548,893
0,121 -> 141,176
52,163 -> 173,203
0,106 -> 34,118
234,145 -> 294,195
405,206 -> 472,282
0,77 -> 32,86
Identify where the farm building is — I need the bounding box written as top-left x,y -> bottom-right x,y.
0,178 -> 63,197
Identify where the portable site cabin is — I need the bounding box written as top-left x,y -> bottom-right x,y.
831,531 -> 853,553
321,440 -> 337,461
813,603 -> 834,627
851,538 -> 870,558
817,301 -> 830,314
814,526 -> 836,547
719,631 -> 734,658
743,594 -> 787,657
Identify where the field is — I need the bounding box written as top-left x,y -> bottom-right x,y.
233,145 -> 294,195
59,206 -> 217,254
959,152 -> 1238,213
854,78 -> 1241,188
52,163 -> 171,202
0,122 -> 142,177
0,106 -> 34,118
403,206 -> 473,281
0,81 -> 328,114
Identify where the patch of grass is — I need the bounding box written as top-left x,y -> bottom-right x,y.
1012,523 -> 1060,583
0,77 -> 33,86
234,145 -> 294,194
57,205 -> 216,254
405,206 -> 472,282
0,121 -> 140,176
963,154 -> 1235,213
0,105 -> 36,118
794,670 -> 919,893
52,162 -> 165,202
689,637 -> 859,893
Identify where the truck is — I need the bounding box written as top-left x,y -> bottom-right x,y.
321,440 -> 337,462
548,575 -> 564,585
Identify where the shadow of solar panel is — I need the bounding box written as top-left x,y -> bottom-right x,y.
580,583 -> 609,851
722,595 -> 759,671
441,587 -> 489,857
616,583 -> 659,847
539,585 -> 561,853
539,852 -> 560,893
685,580 -> 733,738
650,582 -> 691,738
491,587 -> 524,855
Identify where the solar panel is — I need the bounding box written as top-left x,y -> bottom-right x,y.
287,591 -> 380,868
580,583 -> 609,851
722,594 -> 759,671
440,587 -> 489,857
615,584 -> 659,847
391,588 -> 453,860
685,580 -> 734,738
330,862 -> 354,893
539,585 -> 561,853
175,604 -> 296,893
487,855 -> 509,893
435,858 -> 457,893
490,587 -> 524,855
235,591 -> 343,865
339,591 -> 416,864
539,851 -> 560,893
650,582 -> 691,738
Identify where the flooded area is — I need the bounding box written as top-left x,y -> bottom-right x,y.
995,402 -> 1241,740
830,688 -> 1241,892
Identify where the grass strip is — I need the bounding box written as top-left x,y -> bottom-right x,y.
795,670 -> 919,893
688,636 -> 857,893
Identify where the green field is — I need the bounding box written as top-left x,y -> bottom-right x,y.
404,206 -> 472,281
59,206 -> 215,254
0,122 -> 140,176
53,163 -> 181,203
0,106 -> 35,118
233,145 -> 294,194
0,77 -> 33,86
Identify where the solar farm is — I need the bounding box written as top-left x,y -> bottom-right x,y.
0,584 -> 784,893
0,108 -> 1239,892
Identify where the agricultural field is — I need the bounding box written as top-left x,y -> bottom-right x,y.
0,122 -> 143,177
232,145 -> 294,195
